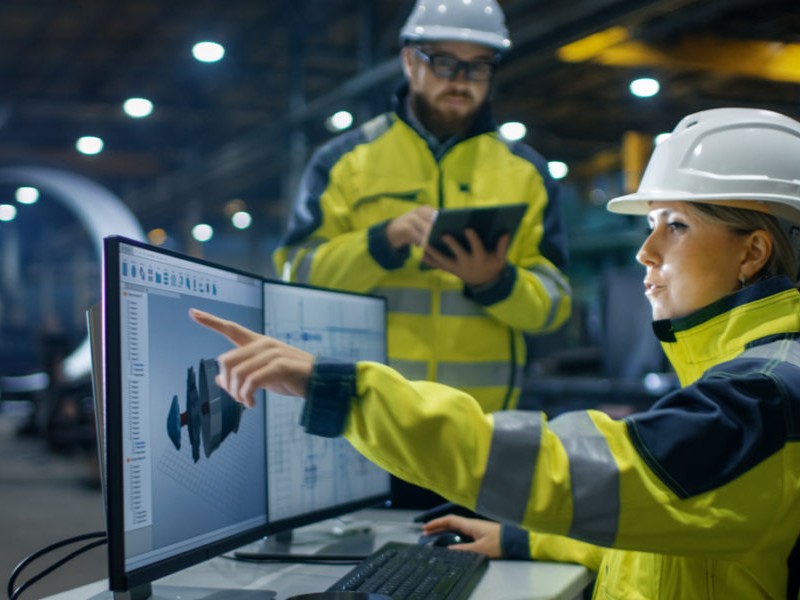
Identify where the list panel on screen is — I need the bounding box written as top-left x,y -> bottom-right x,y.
117,243 -> 267,571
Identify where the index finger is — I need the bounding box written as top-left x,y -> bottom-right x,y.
189,308 -> 259,348
494,233 -> 511,256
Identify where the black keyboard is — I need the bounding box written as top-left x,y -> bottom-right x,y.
326,541 -> 488,599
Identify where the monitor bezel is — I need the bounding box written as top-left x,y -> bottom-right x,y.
102,235 -> 391,593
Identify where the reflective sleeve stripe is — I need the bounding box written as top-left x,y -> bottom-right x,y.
283,240 -> 325,284
373,287 -> 431,315
294,251 -> 313,284
548,412 -> 620,547
476,410 -> 542,523
528,264 -> 571,329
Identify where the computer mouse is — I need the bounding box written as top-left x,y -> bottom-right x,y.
418,530 -> 474,547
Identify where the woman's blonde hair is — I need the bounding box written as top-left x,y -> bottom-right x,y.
691,202 -> 799,283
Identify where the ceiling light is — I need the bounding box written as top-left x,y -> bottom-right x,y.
192,41 -> 225,63
76,136 -> 104,155
548,161 -> 569,180
0,204 -> 17,221
231,210 -> 252,230
326,110 -> 353,132
148,228 -> 168,246
192,223 -> 214,242
629,77 -> 660,98
123,97 -> 154,118
15,186 -> 39,204
499,121 -> 526,141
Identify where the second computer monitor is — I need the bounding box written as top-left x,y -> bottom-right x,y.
261,280 -> 390,532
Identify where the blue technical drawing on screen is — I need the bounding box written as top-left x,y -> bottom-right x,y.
262,282 -> 389,522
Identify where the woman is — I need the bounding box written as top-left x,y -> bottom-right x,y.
191,107 -> 800,599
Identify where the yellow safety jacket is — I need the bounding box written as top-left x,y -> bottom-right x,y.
275,85 -> 571,412
302,276 -> 800,599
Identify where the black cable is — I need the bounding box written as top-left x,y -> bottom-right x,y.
9,538 -> 107,600
7,531 -> 106,600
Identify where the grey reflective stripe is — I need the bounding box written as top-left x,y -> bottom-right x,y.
476,411 -> 542,523
548,412 -> 620,546
388,359 -> 518,388
438,361 -> 516,388
739,337 -> 800,439
529,264 -> 571,329
739,337 -> 800,367
373,287 -> 431,314
294,252 -> 314,284
285,240 -> 325,284
362,113 -> 392,142
388,359 -> 428,381
440,290 -> 484,317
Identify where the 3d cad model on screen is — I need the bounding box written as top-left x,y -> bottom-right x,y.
166,358 -> 244,462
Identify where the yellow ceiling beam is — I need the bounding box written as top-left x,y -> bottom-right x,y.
571,149 -> 621,179
558,28 -> 800,85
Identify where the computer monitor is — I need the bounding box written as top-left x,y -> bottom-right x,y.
260,280 -> 390,534
100,236 -> 390,599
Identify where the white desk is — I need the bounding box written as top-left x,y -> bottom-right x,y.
42,509 -> 594,600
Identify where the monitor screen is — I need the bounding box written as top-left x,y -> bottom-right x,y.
101,237 -> 390,596
261,281 -> 390,530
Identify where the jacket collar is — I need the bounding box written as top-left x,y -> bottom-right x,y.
654,277 -> 800,386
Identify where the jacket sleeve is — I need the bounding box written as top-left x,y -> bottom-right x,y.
501,523 -> 605,571
303,360 -> 785,560
272,137 -> 407,292
464,143 -> 571,334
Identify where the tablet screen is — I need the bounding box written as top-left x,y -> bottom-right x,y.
425,203 -> 527,258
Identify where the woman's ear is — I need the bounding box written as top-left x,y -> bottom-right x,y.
740,230 -> 773,282
400,46 -> 413,80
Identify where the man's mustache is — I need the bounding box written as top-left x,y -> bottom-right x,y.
439,90 -> 473,101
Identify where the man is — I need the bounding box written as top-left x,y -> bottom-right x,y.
274,0 -> 571,419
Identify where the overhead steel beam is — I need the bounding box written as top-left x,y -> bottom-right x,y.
122,0 -> 718,220
560,31 -> 800,84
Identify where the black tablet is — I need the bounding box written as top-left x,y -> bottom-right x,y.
425,203 -> 528,258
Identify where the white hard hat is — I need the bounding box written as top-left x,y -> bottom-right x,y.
400,0 -> 512,52
607,107 -> 800,225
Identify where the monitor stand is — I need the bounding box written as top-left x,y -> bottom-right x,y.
89,583 -> 276,599
238,527 -> 377,561
123,585 -> 276,599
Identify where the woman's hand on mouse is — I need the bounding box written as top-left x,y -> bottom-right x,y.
423,515 -> 502,558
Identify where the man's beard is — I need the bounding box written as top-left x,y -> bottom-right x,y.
411,91 -> 478,141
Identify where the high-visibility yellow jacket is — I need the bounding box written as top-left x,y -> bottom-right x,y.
274,85 -> 571,412
301,276 -> 800,599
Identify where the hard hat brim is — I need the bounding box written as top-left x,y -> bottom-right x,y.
402,26 -> 511,51
607,192 -> 800,225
